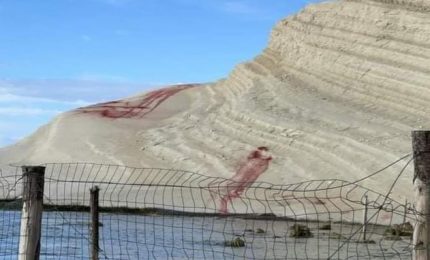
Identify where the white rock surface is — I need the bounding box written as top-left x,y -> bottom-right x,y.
1,0 -> 429,206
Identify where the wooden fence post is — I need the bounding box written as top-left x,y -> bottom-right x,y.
362,194 -> 368,241
90,186 -> 100,260
403,199 -> 408,224
412,130 -> 430,260
18,166 -> 45,260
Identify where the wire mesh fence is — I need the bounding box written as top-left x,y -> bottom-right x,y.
0,156 -> 418,259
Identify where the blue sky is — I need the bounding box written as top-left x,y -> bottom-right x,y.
0,0 -> 317,147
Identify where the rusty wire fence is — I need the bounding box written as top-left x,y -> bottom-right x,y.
0,156 -> 418,259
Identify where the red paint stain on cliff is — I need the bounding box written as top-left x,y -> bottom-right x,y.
76,84 -> 195,119
219,147 -> 272,214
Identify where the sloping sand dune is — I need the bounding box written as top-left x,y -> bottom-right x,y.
1,0 -> 429,205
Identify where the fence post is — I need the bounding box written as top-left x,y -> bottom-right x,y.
18,166 -> 45,260
90,186 -> 100,260
412,130 -> 430,260
403,199 -> 408,224
362,194 -> 368,241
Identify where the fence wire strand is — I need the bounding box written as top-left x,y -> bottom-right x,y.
0,155 -> 417,259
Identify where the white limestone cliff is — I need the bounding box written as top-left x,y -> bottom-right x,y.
2,0 -> 430,207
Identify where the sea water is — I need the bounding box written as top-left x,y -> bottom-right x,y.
0,211 -> 412,259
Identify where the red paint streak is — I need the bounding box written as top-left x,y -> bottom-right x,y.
76,84 -> 195,119
219,147 -> 272,214
381,212 -> 392,221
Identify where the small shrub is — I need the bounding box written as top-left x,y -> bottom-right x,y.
384,234 -> 402,241
259,213 -> 277,219
224,237 -> 245,247
256,228 -> 265,234
319,224 -> 331,230
384,222 -> 413,240
384,227 -> 399,237
289,224 -> 313,238
329,232 -> 346,240
357,239 -> 376,244
397,222 -> 413,236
